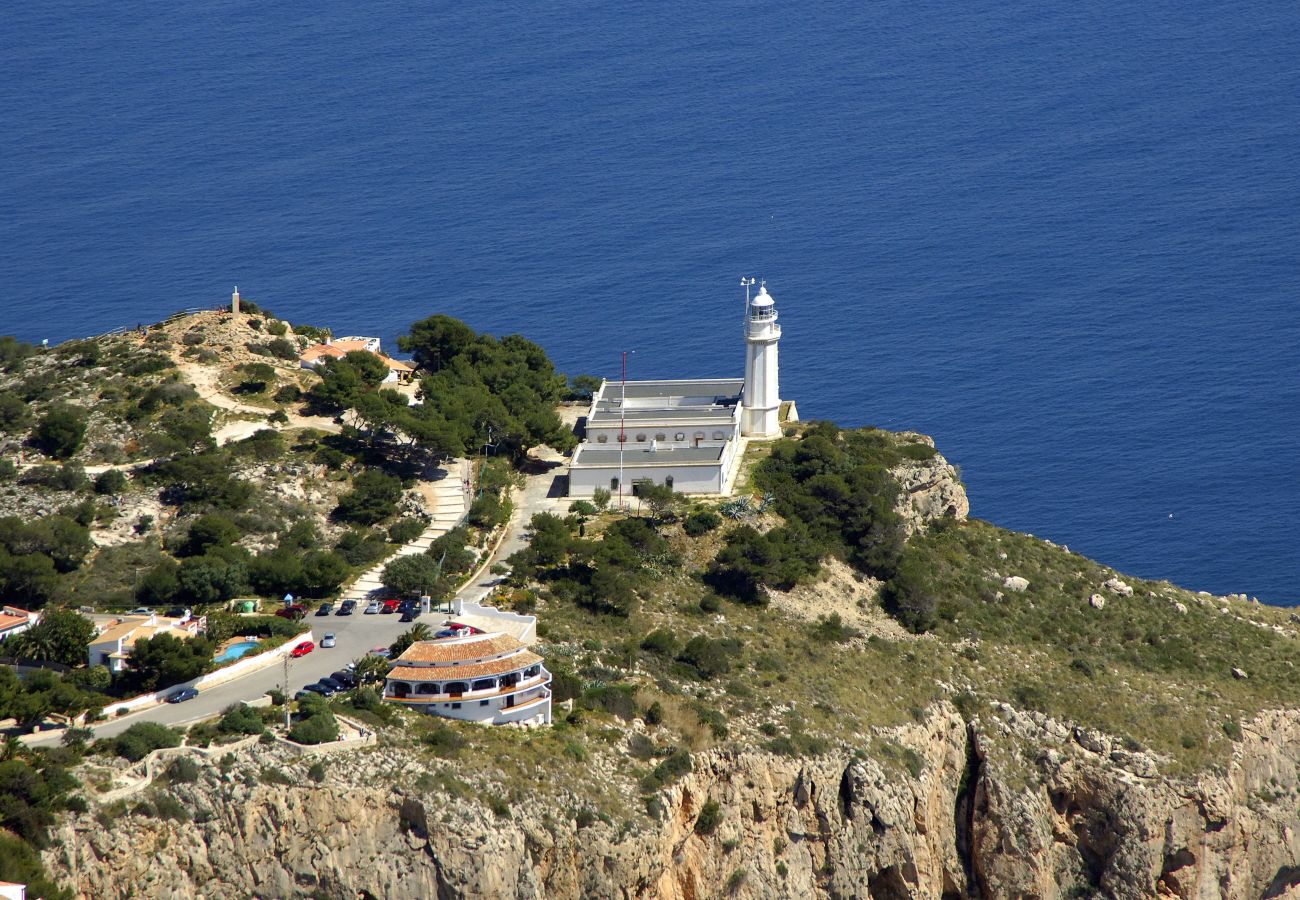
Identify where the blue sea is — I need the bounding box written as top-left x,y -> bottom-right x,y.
2,1 -> 1298,601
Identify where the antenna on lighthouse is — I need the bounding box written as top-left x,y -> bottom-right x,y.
740,276 -> 756,321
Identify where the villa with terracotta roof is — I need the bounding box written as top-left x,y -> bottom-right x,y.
88,614 -> 205,673
298,335 -> 415,384
0,606 -> 39,644
383,629 -> 552,725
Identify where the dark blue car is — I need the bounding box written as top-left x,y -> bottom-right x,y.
166,687 -> 198,703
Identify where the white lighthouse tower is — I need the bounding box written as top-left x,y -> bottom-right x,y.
741,281 -> 782,438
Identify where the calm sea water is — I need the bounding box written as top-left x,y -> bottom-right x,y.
3,1 -> 1298,601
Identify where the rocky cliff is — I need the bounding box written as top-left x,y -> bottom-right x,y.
46,701 -> 1300,899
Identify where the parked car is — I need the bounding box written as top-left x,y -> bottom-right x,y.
276,604 -> 307,621
338,600 -> 357,615
316,602 -> 334,617
290,641 -> 315,658
364,601 -> 380,614
381,598 -> 400,614
318,676 -> 346,693
129,607 -> 153,616
330,670 -> 357,687
166,687 -> 198,703
399,610 -> 417,623
321,632 -> 336,648
164,606 -> 191,620
301,683 -> 328,697
368,646 -> 390,659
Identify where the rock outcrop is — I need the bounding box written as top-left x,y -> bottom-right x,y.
891,435 -> 970,535
47,703 -> 1300,899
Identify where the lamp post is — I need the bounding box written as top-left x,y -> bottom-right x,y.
618,349 -> 635,510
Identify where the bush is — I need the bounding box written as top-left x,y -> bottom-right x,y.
568,500 -> 597,516
111,722 -> 183,761
265,338 -> 298,360
640,629 -> 678,657
679,635 -> 732,679
335,469 -> 403,524
273,384 -> 301,404
308,760 -> 327,783
31,405 -> 88,459
94,469 -> 129,495
683,508 -> 722,537
388,517 -> 427,544
422,723 -> 467,757
641,748 -> 693,793
218,703 -> 265,736
645,701 -> 664,726
165,757 -> 200,784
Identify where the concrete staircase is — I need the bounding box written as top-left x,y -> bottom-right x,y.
341,459 -> 470,602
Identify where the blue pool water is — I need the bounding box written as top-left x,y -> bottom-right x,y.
214,641 -> 260,664
2,0 -> 1297,601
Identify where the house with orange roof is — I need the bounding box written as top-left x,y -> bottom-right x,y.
87,614 -> 205,673
298,335 -> 416,384
383,629 -> 551,725
0,606 -> 39,644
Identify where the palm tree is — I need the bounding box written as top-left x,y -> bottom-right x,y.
406,623 -> 433,643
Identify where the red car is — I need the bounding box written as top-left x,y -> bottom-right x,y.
276,604 -> 307,621
290,641 -> 315,658
381,598 -> 400,614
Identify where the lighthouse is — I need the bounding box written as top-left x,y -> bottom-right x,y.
741,282 -> 782,438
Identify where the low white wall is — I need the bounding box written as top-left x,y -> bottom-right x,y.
107,632 -> 314,717
450,599 -> 537,642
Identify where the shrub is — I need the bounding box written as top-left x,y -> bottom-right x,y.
307,761 -> 327,783
683,508 -> 722,536
288,710 -> 339,745
94,469 -> 129,495
694,799 -> 722,835
265,338 -> 298,360
645,701 -> 664,726
165,757 -> 200,784
640,629 -> 678,656
335,469 -> 403,524
568,500 -> 597,516
273,384 -> 301,404
112,722 -> 183,761
679,635 -> 732,679
641,748 -> 693,792
218,703 -> 265,736
388,517 -> 427,544
423,723 -> 467,758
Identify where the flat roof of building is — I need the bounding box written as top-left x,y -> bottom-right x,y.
573,444 -> 725,467
595,378 -> 743,401
588,405 -> 738,425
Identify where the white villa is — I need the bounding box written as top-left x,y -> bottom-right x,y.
87,613 -> 205,673
567,281 -> 795,498
299,335 -> 416,384
383,631 -> 552,726
0,606 -> 38,645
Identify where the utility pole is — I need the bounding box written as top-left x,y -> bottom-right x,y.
281,653 -> 291,730
618,350 -> 634,510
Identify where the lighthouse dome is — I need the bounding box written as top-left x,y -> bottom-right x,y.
751,285 -> 775,308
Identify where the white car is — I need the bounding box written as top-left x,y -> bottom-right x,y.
364,601 -> 380,614
321,632 -> 336,648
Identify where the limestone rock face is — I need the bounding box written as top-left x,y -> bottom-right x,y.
46,706 -> 1300,900
891,436 -> 970,535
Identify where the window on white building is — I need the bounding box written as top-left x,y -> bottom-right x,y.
675,433 -> 685,441
712,431 -> 725,440
597,435 -> 608,443
636,434 -> 646,442
655,433 -> 666,441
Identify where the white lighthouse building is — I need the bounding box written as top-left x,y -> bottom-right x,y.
741,283 -> 781,438
567,277 -> 795,499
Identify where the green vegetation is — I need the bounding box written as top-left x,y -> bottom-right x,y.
110,722 -> 183,761
289,694 -> 339,744
30,404 -> 88,459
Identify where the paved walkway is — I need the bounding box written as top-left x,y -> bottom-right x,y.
342,457 -> 471,601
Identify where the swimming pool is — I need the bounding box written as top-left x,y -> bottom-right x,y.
214,640 -> 259,663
